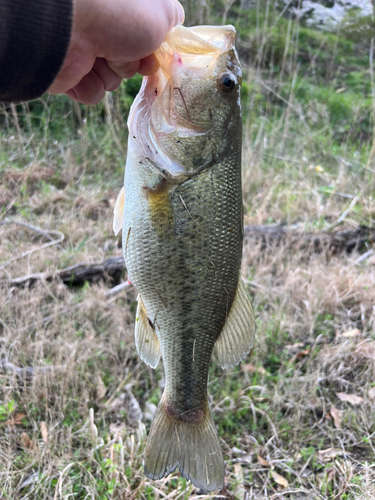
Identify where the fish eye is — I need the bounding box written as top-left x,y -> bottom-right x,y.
218,74 -> 236,93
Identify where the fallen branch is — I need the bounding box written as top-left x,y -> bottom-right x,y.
104,281 -> 132,300
5,225 -> 375,288
6,255 -> 125,287
244,224 -> 375,254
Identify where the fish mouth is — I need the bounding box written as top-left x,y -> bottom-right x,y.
127,25 -> 240,180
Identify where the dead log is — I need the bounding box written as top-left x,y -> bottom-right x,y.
8,255 -> 125,287
244,225 -> 375,254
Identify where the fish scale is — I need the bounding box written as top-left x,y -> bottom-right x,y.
124,150 -> 242,409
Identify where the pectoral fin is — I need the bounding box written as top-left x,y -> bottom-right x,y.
113,186 -> 125,236
214,278 -> 256,369
135,295 -> 161,369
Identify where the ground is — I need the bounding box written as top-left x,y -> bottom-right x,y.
1,2 -> 375,499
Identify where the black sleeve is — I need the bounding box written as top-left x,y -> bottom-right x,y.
0,0 -> 73,102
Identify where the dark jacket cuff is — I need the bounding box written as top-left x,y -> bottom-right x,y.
0,0 -> 73,102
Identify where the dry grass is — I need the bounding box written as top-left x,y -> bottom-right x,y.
1,138 -> 375,499
1,4 -> 375,498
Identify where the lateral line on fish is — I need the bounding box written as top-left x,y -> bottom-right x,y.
174,86 -> 192,123
179,195 -> 200,224
193,339 -> 196,361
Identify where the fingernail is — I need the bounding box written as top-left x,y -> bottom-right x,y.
173,0 -> 185,24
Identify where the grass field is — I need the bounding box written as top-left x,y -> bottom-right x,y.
1,2 -> 375,499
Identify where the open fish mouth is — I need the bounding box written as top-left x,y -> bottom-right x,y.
127,25 -> 241,179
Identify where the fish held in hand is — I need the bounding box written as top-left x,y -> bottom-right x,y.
114,24 -> 255,491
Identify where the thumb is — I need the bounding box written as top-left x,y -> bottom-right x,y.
107,54 -> 160,79
107,0 -> 184,78
171,0 -> 185,25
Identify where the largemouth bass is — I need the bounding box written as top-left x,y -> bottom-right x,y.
113,24 -> 255,491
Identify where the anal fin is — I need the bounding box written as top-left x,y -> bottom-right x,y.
113,186 -> 125,236
135,295 -> 161,369
214,277 -> 256,369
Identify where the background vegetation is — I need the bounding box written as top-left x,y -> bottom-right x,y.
1,1 -> 375,498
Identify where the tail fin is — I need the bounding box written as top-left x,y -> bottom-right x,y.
144,401 -> 224,491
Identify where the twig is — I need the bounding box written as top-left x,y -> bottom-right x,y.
0,220 -> 64,271
104,281 -> 132,299
366,37 -> 375,181
10,103 -> 22,142
269,490 -> 311,498
256,78 -> 310,133
354,249 -> 374,265
0,219 -> 64,249
253,406 -> 279,444
324,195 -> 360,230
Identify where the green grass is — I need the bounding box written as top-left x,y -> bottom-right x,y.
1,2 -> 375,498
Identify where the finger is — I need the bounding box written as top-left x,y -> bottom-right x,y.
71,70 -> 105,105
138,54 -> 160,76
93,58 -> 122,91
107,60 -> 141,80
48,51 -> 95,95
65,89 -> 78,101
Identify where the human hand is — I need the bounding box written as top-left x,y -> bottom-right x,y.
48,0 -> 184,104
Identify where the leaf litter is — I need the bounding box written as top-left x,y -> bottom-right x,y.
336,393 -> 364,405
330,406 -> 342,429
